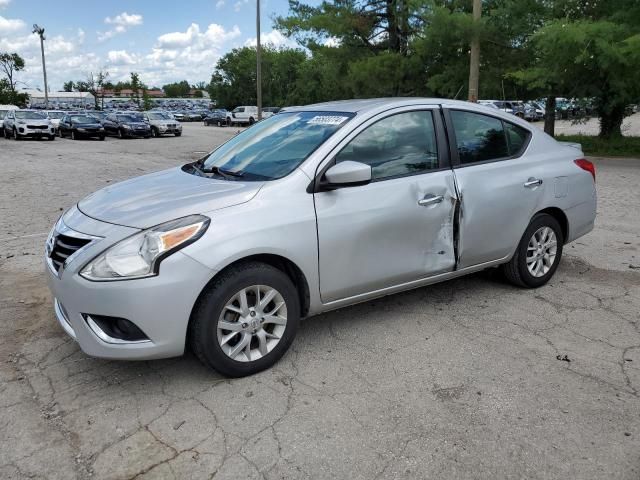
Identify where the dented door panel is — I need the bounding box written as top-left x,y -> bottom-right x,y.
315,170 -> 457,303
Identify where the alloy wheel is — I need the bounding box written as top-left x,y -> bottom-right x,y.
216,285 -> 287,362
526,226 -> 557,277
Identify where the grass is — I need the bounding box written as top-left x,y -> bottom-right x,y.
555,134 -> 640,157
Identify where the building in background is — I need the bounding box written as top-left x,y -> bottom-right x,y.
23,90 -> 95,108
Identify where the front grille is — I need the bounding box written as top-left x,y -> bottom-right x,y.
30,125 -> 49,129
167,124 -> 176,128
50,233 -> 91,273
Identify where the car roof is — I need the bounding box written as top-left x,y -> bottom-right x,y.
282,97 -> 485,114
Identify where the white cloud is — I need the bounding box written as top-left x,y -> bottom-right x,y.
233,0 -> 249,12
0,0 -> 11,9
98,12 -> 143,41
107,50 -> 139,66
244,30 -> 299,49
105,12 -> 143,28
216,0 -> 225,9
0,15 -> 25,34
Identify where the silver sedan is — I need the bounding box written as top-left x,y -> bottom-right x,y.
45,98 -> 597,376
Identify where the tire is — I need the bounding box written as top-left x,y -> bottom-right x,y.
217,120 -> 221,127
118,128 -> 125,139
502,213 -> 564,288
49,135 -> 55,141
59,129 -> 64,138
175,132 -> 181,137
99,135 -> 105,141
13,129 -> 20,140
71,131 -> 77,140
249,117 -> 255,125
152,127 -> 159,138
190,262 -> 300,377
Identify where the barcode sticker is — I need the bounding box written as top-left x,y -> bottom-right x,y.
307,116 -> 349,125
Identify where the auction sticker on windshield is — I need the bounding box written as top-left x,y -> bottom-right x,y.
307,115 -> 349,125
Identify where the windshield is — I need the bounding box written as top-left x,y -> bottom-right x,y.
16,111 -> 47,120
200,111 -> 353,181
117,115 -> 140,122
47,112 -> 65,119
147,112 -> 170,120
70,115 -> 95,123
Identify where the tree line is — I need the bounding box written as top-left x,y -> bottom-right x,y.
209,0 -> 640,138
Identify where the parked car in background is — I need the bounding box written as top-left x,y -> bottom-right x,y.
479,100 -> 525,118
227,106 -> 260,125
87,111 -> 108,123
102,113 -> 152,139
204,110 -> 229,127
58,114 -> 106,140
142,111 -> 183,137
3,110 -> 56,140
262,107 -> 280,118
171,111 -> 186,121
45,98 -> 597,377
46,111 -> 66,132
0,107 -> 16,137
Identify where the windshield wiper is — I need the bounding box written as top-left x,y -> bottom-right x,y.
204,165 -> 244,178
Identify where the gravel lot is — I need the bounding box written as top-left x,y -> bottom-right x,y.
0,122 -> 639,479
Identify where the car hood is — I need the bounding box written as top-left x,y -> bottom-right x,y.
122,122 -> 149,127
77,166 -> 263,228
74,123 -> 102,128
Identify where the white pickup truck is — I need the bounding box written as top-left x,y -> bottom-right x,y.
226,106 -> 274,126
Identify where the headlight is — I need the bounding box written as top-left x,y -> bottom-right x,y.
122,124 -> 131,129
80,215 -> 209,281
99,127 -> 105,131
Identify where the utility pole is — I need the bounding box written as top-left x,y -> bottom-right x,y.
467,0 -> 481,102
33,24 -> 49,108
256,0 -> 262,121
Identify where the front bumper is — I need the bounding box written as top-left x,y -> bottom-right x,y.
75,128 -> 105,138
46,209 -> 215,360
123,128 -> 151,137
18,126 -> 55,137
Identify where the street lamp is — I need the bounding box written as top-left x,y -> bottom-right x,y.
256,0 -> 262,121
32,24 -> 49,108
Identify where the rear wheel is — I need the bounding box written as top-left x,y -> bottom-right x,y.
502,213 -> 563,288
190,262 -> 300,377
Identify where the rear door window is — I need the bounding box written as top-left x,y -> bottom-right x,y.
450,110 -> 509,164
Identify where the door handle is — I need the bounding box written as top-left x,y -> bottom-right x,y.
524,178 -> 543,188
418,194 -> 444,207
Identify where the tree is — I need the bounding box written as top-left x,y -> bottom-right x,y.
0,78 -> 28,105
162,80 -> 191,98
129,72 -> 146,107
0,52 -> 25,92
208,46 -> 308,107
63,81 -> 75,92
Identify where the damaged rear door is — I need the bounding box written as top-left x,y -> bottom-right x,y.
314,106 -> 457,303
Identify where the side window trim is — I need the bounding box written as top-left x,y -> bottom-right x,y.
443,108 -> 532,168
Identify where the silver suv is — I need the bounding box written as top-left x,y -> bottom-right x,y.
45,98 -> 597,377
142,111 -> 183,137
4,110 -> 56,140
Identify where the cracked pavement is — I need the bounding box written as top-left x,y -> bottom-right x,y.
0,124 -> 639,479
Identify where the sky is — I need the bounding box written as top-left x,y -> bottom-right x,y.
0,0 -> 303,91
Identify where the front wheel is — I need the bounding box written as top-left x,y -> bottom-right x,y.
190,262 -> 300,377
502,213 -> 564,288
174,132 -> 181,137
99,135 -> 105,141
71,131 -> 77,140
13,129 -> 20,140
118,128 -> 125,139
152,127 -> 160,138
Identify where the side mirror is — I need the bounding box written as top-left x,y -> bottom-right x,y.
322,161 -> 372,190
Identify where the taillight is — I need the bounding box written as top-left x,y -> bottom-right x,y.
574,158 -> 596,182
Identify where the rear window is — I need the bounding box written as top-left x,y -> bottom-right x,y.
504,122 -> 530,155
